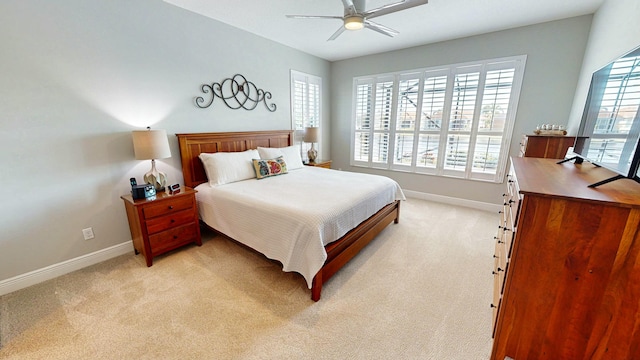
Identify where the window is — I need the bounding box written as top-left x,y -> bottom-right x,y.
291,70 -> 321,129
351,56 -> 526,182
291,70 -> 322,160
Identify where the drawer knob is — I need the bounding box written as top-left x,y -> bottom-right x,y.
493,254 -> 499,259
492,268 -> 504,275
170,219 -> 175,223
168,205 -> 174,210
490,303 -> 497,308
173,235 -> 178,239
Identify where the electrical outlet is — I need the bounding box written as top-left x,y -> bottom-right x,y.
82,227 -> 95,240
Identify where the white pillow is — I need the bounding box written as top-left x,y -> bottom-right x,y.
257,146 -> 304,170
199,149 -> 260,186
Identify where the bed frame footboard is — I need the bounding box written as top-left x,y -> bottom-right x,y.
311,200 -> 400,301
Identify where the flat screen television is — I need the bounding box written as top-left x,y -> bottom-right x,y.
568,45 -> 640,187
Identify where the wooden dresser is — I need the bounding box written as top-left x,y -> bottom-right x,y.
491,157 -> 640,360
121,187 -> 202,266
519,134 -> 576,159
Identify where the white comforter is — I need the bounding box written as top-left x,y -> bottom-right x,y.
195,167 -> 405,288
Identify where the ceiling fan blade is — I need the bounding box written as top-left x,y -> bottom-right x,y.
327,26 -> 346,41
364,20 -> 399,37
286,15 -> 343,20
364,0 -> 428,20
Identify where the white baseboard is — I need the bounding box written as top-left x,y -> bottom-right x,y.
0,241 -> 133,297
403,189 -> 501,213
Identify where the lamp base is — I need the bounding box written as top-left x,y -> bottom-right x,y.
144,159 -> 167,192
308,147 -> 317,163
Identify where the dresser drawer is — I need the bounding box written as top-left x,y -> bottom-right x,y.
494,236 -> 507,289
492,232 -> 506,336
145,209 -> 196,235
491,273 -> 502,337
148,222 -> 199,254
143,195 -> 194,219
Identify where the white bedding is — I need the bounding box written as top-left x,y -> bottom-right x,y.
195,167 -> 405,288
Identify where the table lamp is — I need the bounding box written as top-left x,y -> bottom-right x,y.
304,127 -> 319,163
132,127 -> 171,191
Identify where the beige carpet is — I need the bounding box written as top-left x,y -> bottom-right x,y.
0,198 -> 497,359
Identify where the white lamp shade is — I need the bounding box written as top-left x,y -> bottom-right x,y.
132,129 -> 171,160
304,127 -> 319,143
294,129 -> 306,143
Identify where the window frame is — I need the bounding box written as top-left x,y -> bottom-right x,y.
350,55 -> 527,183
291,70 -> 322,159
290,70 -> 322,129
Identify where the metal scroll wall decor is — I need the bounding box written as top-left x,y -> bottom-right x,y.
195,74 -> 276,112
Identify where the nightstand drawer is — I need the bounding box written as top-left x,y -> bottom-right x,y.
149,222 -> 199,254
143,196 -> 193,219
145,209 -> 195,235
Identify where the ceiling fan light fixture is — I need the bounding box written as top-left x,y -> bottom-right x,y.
344,15 -> 364,31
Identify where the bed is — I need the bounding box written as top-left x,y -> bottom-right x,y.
176,130 -> 404,301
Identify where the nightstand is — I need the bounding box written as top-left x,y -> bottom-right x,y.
305,159 -> 332,169
121,187 -> 202,266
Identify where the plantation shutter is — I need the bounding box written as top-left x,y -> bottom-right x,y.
291,70 -> 321,130
351,55 -> 526,182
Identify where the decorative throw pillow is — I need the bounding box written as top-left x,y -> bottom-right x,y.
199,149 -> 260,186
252,156 -> 288,179
257,145 -> 304,170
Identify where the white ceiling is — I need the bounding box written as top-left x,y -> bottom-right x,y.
164,0 -> 605,62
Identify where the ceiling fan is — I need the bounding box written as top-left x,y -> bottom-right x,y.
286,0 -> 428,41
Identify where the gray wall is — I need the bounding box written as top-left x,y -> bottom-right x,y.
567,0 -> 640,133
0,0 -> 330,281
330,16 -> 593,204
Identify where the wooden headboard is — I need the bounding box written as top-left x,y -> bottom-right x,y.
176,130 -> 294,188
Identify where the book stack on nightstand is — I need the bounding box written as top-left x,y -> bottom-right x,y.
120,186 -> 201,266
304,159 -> 332,169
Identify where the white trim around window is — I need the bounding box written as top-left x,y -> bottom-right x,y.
291,70 -> 322,160
290,70 -> 322,129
